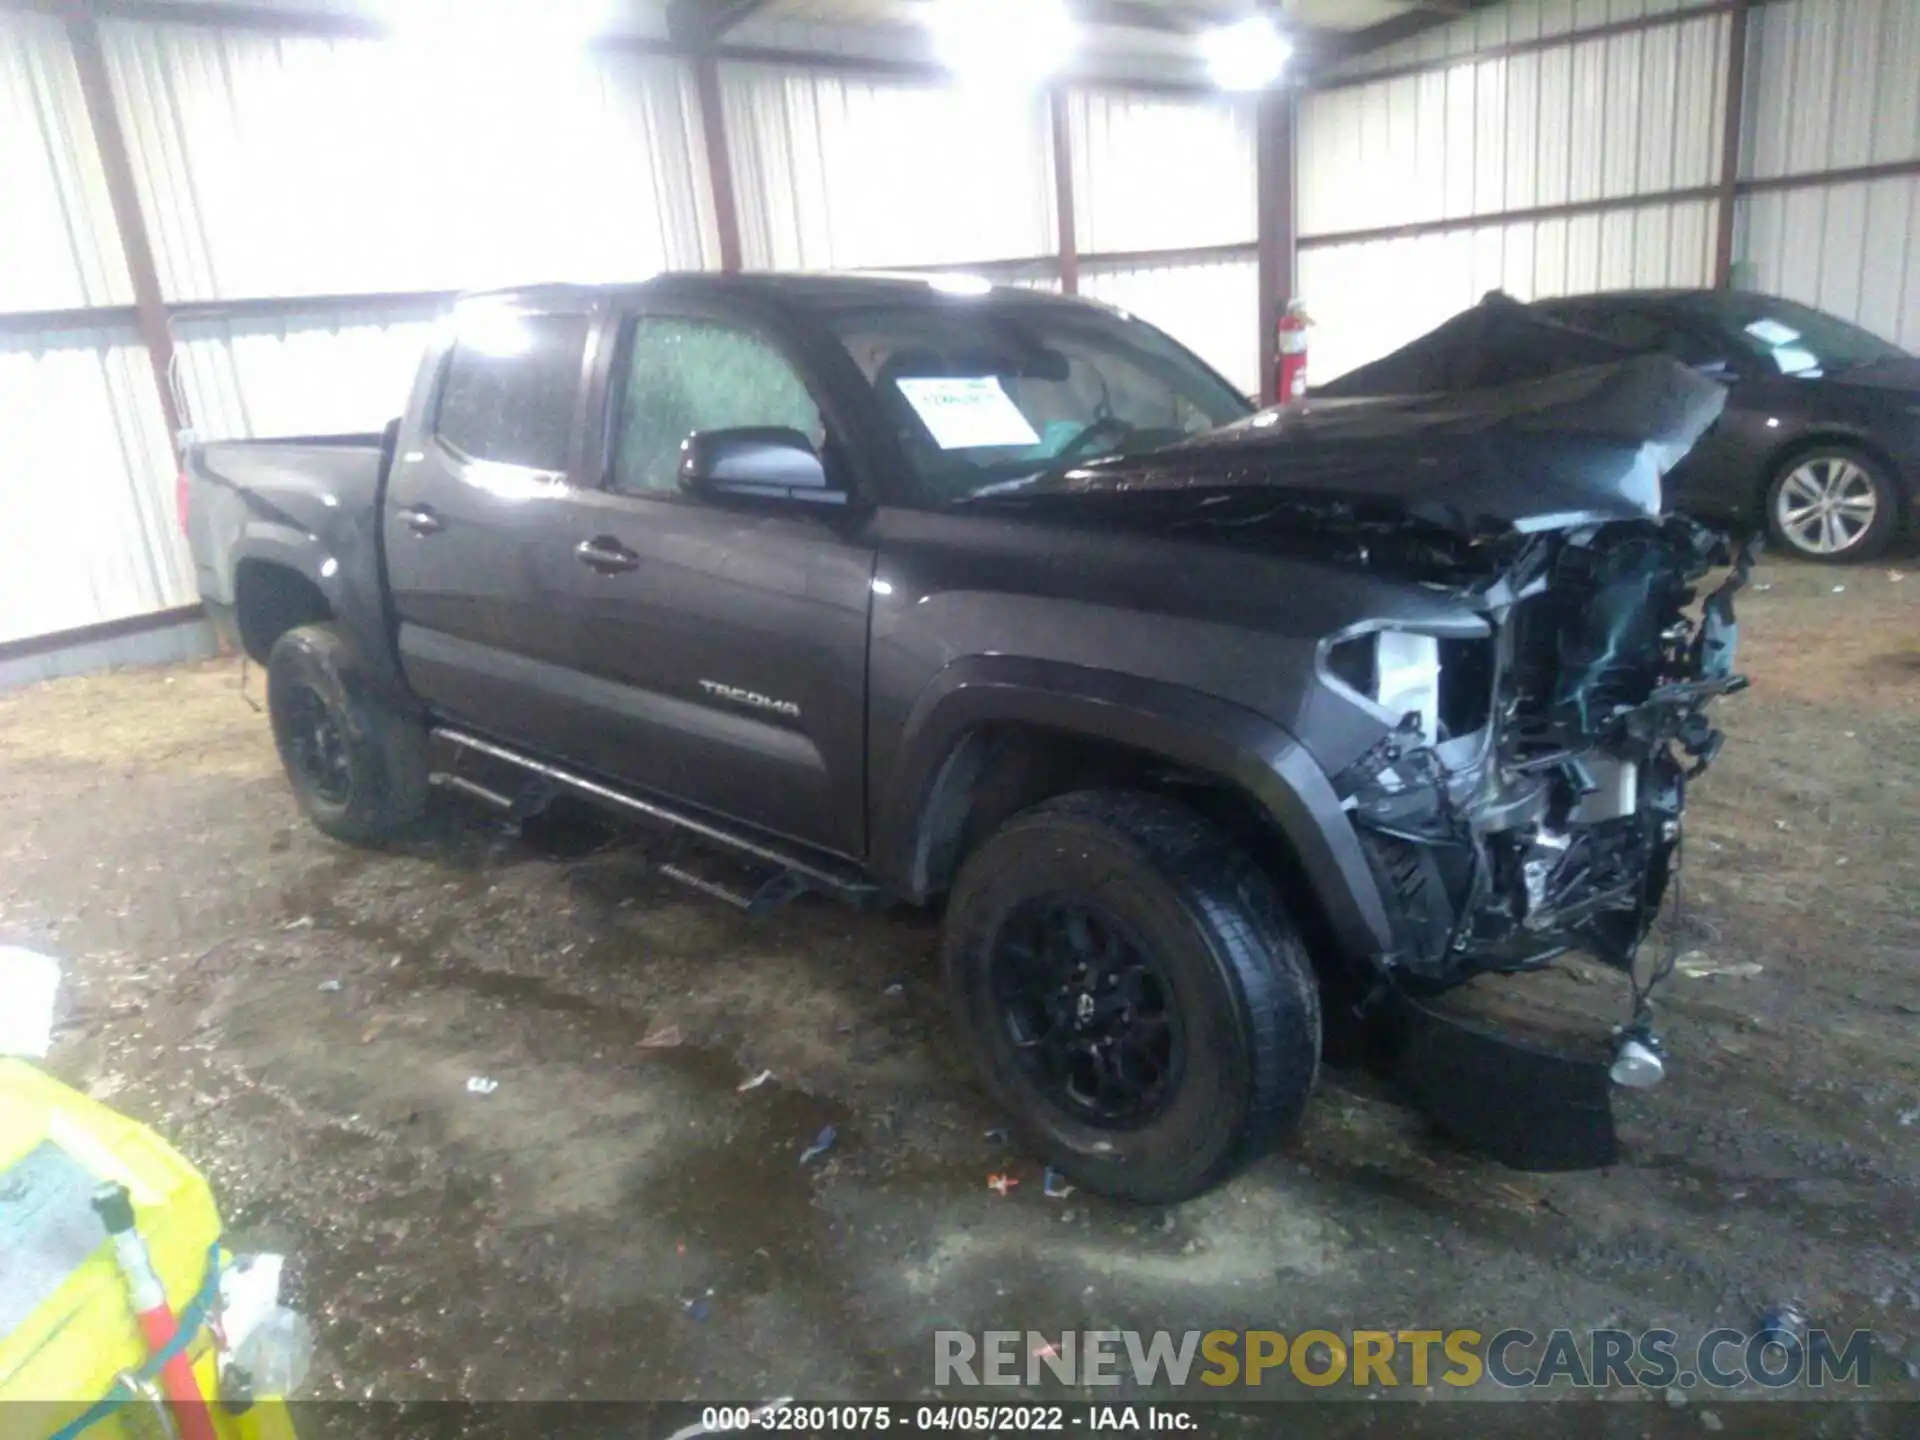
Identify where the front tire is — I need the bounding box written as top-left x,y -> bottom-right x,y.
1764,446 -> 1900,562
942,791 -> 1320,1203
266,624 -> 429,844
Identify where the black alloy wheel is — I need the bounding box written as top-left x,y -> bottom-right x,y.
988,897 -> 1184,1129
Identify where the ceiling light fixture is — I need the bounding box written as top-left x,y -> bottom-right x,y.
1201,14 -> 1293,91
925,0 -> 1077,89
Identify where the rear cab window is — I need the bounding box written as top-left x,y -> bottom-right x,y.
434,305 -> 591,471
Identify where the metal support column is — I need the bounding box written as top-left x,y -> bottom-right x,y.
1255,86 -> 1295,406
1049,87 -> 1079,294
694,54 -> 744,272
61,0 -> 185,446
1712,0 -> 1751,288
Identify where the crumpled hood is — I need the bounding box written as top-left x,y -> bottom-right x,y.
1032,354 -> 1727,538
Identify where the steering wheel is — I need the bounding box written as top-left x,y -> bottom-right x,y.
1049,412 -> 1136,467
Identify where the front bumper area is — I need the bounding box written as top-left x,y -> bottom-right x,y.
1384,988 -> 1621,1170
1335,524 -> 1756,1169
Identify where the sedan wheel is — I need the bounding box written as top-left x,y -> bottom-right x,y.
1766,449 -> 1898,563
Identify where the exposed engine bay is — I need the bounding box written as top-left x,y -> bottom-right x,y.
1327,517 -> 1752,992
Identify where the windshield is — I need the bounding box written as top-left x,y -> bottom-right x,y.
1683,293 -> 1908,377
822,298 -> 1252,505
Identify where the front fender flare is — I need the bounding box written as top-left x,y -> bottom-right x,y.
874,655 -> 1394,962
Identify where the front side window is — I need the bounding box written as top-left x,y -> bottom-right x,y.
434,306 -> 589,471
611,317 -> 823,496
823,300 -> 1250,507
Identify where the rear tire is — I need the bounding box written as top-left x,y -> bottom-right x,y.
942,790 -> 1320,1203
266,624 -> 429,844
1764,445 -> 1900,563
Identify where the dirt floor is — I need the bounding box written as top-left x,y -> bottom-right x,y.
3,556 -> 1918,1433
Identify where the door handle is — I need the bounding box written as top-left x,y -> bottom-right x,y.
400,505 -> 444,536
575,536 -> 640,574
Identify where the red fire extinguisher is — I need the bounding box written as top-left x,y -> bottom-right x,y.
1276,298 -> 1313,402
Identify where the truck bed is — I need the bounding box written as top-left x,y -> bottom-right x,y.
184,430 -> 396,663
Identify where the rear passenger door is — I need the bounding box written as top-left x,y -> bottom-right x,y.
384,296 -> 599,756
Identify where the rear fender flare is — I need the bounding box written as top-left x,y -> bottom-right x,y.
229,522 -> 412,709
875,655 -> 1395,963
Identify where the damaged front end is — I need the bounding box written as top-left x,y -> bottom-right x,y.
1328,518 -> 1754,1168
984,354 -> 1754,1169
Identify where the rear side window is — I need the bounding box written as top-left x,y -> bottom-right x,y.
434,308 -> 590,471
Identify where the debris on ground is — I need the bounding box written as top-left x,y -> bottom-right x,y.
1831,585 -> 1846,594
639,1023 -> 683,1048
317,979 -> 343,993
1664,1385 -> 1687,1407
283,916 -> 315,931
987,1172 -> 1019,1196
1891,571 -> 1908,583
0,946 -> 59,1059
1042,1168 -> 1074,1200
465,1076 -> 499,1095
1700,1411 -> 1724,1432
882,982 -> 905,997
799,1125 -> 837,1165
1757,1303 -> 1808,1344
1676,952 -> 1765,979
983,1127 -> 1009,1144
736,1068 -> 774,1092
682,1289 -> 713,1323
1897,1109 -> 1918,1128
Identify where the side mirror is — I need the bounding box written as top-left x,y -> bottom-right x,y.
678,427 -> 846,507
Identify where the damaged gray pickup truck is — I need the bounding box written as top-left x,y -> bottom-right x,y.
184,276 -> 1752,1202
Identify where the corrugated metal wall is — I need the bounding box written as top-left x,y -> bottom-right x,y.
1299,3 -> 1728,379
1301,201 -> 1717,379
722,66 -> 1057,269
10,0 -> 1918,649
172,303 -> 446,441
101,23 -> 718,302
0,329 -> 186,645
1069,91 -> 1259,393
1070,91 -> 1256,251
0,13 -> 131,312
1332,0 -> 1706,80
0,15 -> 190,648
1083,257 -> 1260,397
1737,0 -> 1920,347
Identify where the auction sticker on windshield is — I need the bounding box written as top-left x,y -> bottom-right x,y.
895,377 -> 1041,450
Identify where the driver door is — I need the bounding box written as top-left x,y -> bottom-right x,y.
550,303 -> 878,857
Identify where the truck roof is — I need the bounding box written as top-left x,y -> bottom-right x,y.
458,271 -> 1085,314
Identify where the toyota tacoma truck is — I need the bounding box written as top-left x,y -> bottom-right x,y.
184,274 -> 1752,1202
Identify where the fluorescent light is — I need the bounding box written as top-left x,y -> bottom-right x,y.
1201,15 -> 1292,91
926,0 -> 1076,88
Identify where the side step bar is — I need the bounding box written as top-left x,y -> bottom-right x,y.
431,728 -> 879,906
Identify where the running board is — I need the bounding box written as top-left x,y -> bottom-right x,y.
431,728 -> 878,906
658,862 -> 809,916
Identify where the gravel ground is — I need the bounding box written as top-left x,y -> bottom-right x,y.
2,556 -> 1916,1436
